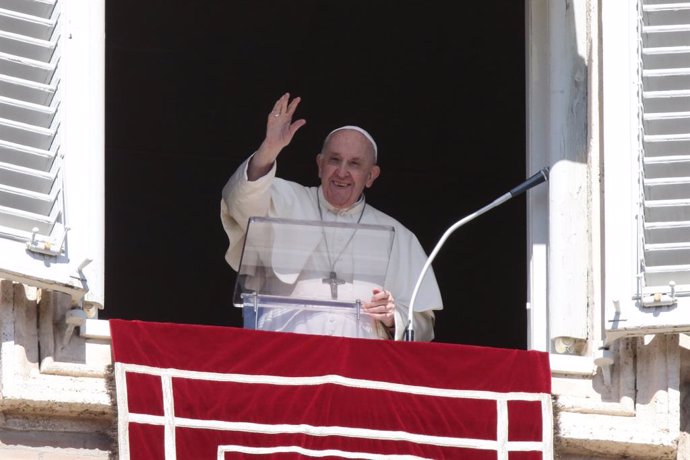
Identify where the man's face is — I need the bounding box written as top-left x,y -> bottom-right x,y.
316,130 -> 380,210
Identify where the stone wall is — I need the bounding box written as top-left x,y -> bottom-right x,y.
0,280 -> 113,459
554,334 -> 690,459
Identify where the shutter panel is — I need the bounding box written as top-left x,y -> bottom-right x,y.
0,0 -> 63,253
0,0 -> 104,307
604,0 -> 690,342
640,0 -> 690,303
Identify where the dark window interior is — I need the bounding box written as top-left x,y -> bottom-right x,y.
104,1 -> 527,348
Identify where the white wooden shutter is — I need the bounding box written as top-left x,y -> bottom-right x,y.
0,0 -> 63,248
640,0 -> 690,299
0,0 -> 104,307
605,0 -> 690,342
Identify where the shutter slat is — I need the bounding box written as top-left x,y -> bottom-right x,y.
644,0 -> 690,5
644,155 -> 690,177
644,70 -> 690,91
643,47 -> 690,70
643,137 -> 690,156
0,95 -> 56,127
0,74 -> 55,105
644,179 -> 690,200
644,199 -> 690,221
645,220 -> 690,243
0,139 -> 55,170
643,92 -> 690,112
0,182 -> 56,214
645,242 -> 690,265
0,0 -> 57,20
0,30 -> 55,62
0,52 -> 55,84
644,265 -> 690,286
643,113 -> 690,134
0,7 -> 56,41
0,161 -> 56,193
643,5 -> 690,26
0,199 -> 59,234
644,26 -> 690,48
645,132 -> 690,143
0,117 -> 56,149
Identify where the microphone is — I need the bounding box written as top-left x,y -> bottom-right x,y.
402,167 -> 550,342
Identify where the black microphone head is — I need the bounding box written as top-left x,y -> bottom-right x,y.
509,167 -> 549,197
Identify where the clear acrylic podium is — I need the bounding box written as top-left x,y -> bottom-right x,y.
233,216 -> 395,338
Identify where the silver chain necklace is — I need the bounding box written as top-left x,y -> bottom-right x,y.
317,191 -> 366,300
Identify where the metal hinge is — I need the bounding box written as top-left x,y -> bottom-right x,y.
634,280 -> 679,307
26,226 -> 69,256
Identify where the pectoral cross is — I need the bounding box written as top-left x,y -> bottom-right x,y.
323,271 -> 345,300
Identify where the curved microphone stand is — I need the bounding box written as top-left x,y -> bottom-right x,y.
402,167 -> 550,342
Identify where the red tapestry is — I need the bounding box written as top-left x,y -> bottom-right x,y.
110,319 -> 552,459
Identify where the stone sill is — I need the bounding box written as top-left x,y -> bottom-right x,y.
0,371 -> 114,418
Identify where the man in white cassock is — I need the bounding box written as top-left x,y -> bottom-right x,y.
220,93 -> 443,340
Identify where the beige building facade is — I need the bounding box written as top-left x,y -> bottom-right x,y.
0,0 -> 689,459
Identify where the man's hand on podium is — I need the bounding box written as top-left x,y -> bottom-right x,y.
363,288 -> 396,334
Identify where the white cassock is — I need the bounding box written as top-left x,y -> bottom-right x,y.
220,155 -> 443,341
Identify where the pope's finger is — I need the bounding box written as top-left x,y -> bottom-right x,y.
275,93 -> 290,113
286,96 -> 301,115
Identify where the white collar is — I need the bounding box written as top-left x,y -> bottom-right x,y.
317,187 -> 366,217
